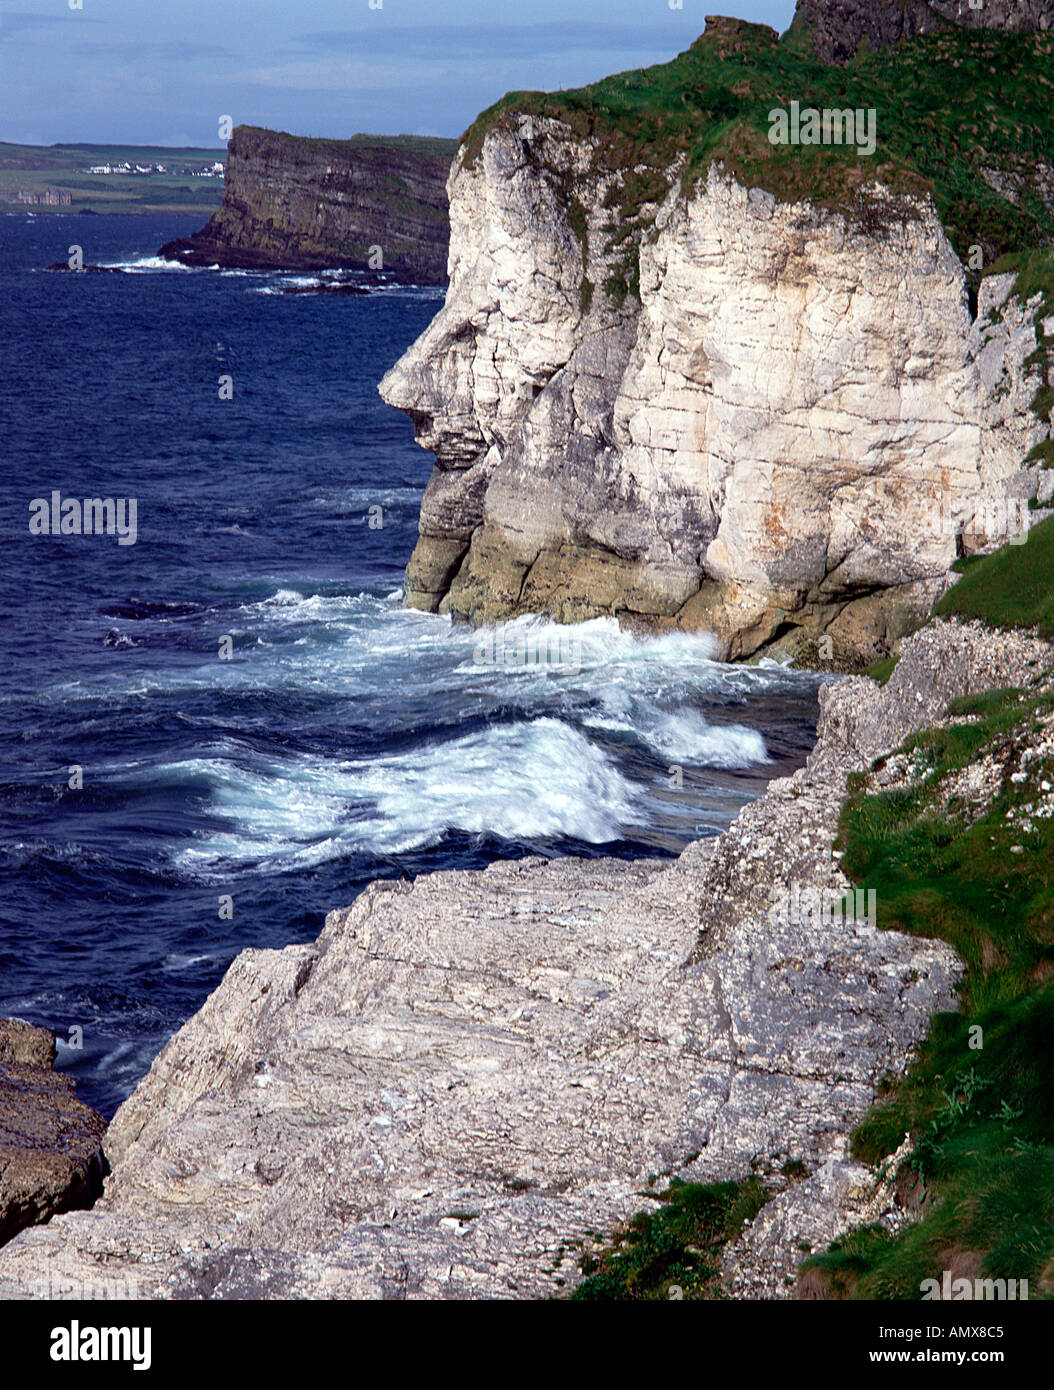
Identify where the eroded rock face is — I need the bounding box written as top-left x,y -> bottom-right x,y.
793,0 -> 1054,66
0,619 -> 1046,1300
0,1020 -> 105,1249
381,131 -> 1049,665
159,126 -> 457,282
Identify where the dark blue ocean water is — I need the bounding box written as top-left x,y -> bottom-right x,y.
0,214 -> 823,1117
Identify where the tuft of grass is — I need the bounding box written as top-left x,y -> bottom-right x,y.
571,1176 -> 768,1300
933,515 -> 1054,639
860,655 -> 899,685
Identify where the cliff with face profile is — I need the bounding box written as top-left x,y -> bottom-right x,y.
159,126 -> 458,283
2,2 -> 1053,1303
380,10 -> 1054,667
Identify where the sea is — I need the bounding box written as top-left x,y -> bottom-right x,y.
0,213 -> 825,1118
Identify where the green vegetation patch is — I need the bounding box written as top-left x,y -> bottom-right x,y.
933,515 -> 1054,639
804,684 -> 1054,1298
860,655 -> 899,686
571,1175 -> 769,1300
459,20 -> 1054,306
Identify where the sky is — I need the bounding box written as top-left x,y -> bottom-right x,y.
0,0 -> 798,147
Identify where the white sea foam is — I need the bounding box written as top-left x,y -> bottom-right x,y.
585,704 -> 770,766
309,484 -> 424,512
99,255 -> 199,273
46,588 -> 819,867
176,717 -> 640,871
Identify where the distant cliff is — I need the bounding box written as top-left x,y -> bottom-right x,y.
159,126 -> 458,283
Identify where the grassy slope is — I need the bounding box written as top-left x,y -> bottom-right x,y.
803,680 -> 1054,1297
460,20 -> 1054,283
935,516 -> 1054,637
798,512 -> 1054,1297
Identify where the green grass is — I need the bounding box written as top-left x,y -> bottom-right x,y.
459,20 -> 1054,305
0,141 -> 228,216
803,685 -> 1054,1298
571,1176 -> 769,1300
933,515 -> 1054,639
861,656 -> 900,686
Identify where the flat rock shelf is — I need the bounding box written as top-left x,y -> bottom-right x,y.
0,618 -> 1047,1298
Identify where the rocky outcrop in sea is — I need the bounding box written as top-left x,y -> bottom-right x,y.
0,1020 -> 104,1251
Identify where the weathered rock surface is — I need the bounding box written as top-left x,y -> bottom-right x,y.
0,618 -> 1047,1299
792,0 -> 1054,65
0,1020 -> 105,1249
159,126 -> 457,283
380,126 -> 1050,664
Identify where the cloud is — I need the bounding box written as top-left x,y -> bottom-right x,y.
289,21 -> 694,62
233,58 -> 439,92
0,10 -> 102,36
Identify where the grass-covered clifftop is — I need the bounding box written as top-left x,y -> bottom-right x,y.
460,17 -> 1054,283
229,126 -> 457,166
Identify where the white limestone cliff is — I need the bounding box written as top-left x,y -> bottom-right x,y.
381,120 -> 1051,663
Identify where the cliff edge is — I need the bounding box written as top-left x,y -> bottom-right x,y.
159,127 -> 458,283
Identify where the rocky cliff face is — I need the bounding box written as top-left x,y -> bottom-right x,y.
0,1020 -> 105,1250
381,118 -> 1050,664
0,618 -> 1046,1299
793,0 -> 1053,65
159,127 -> 457,283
